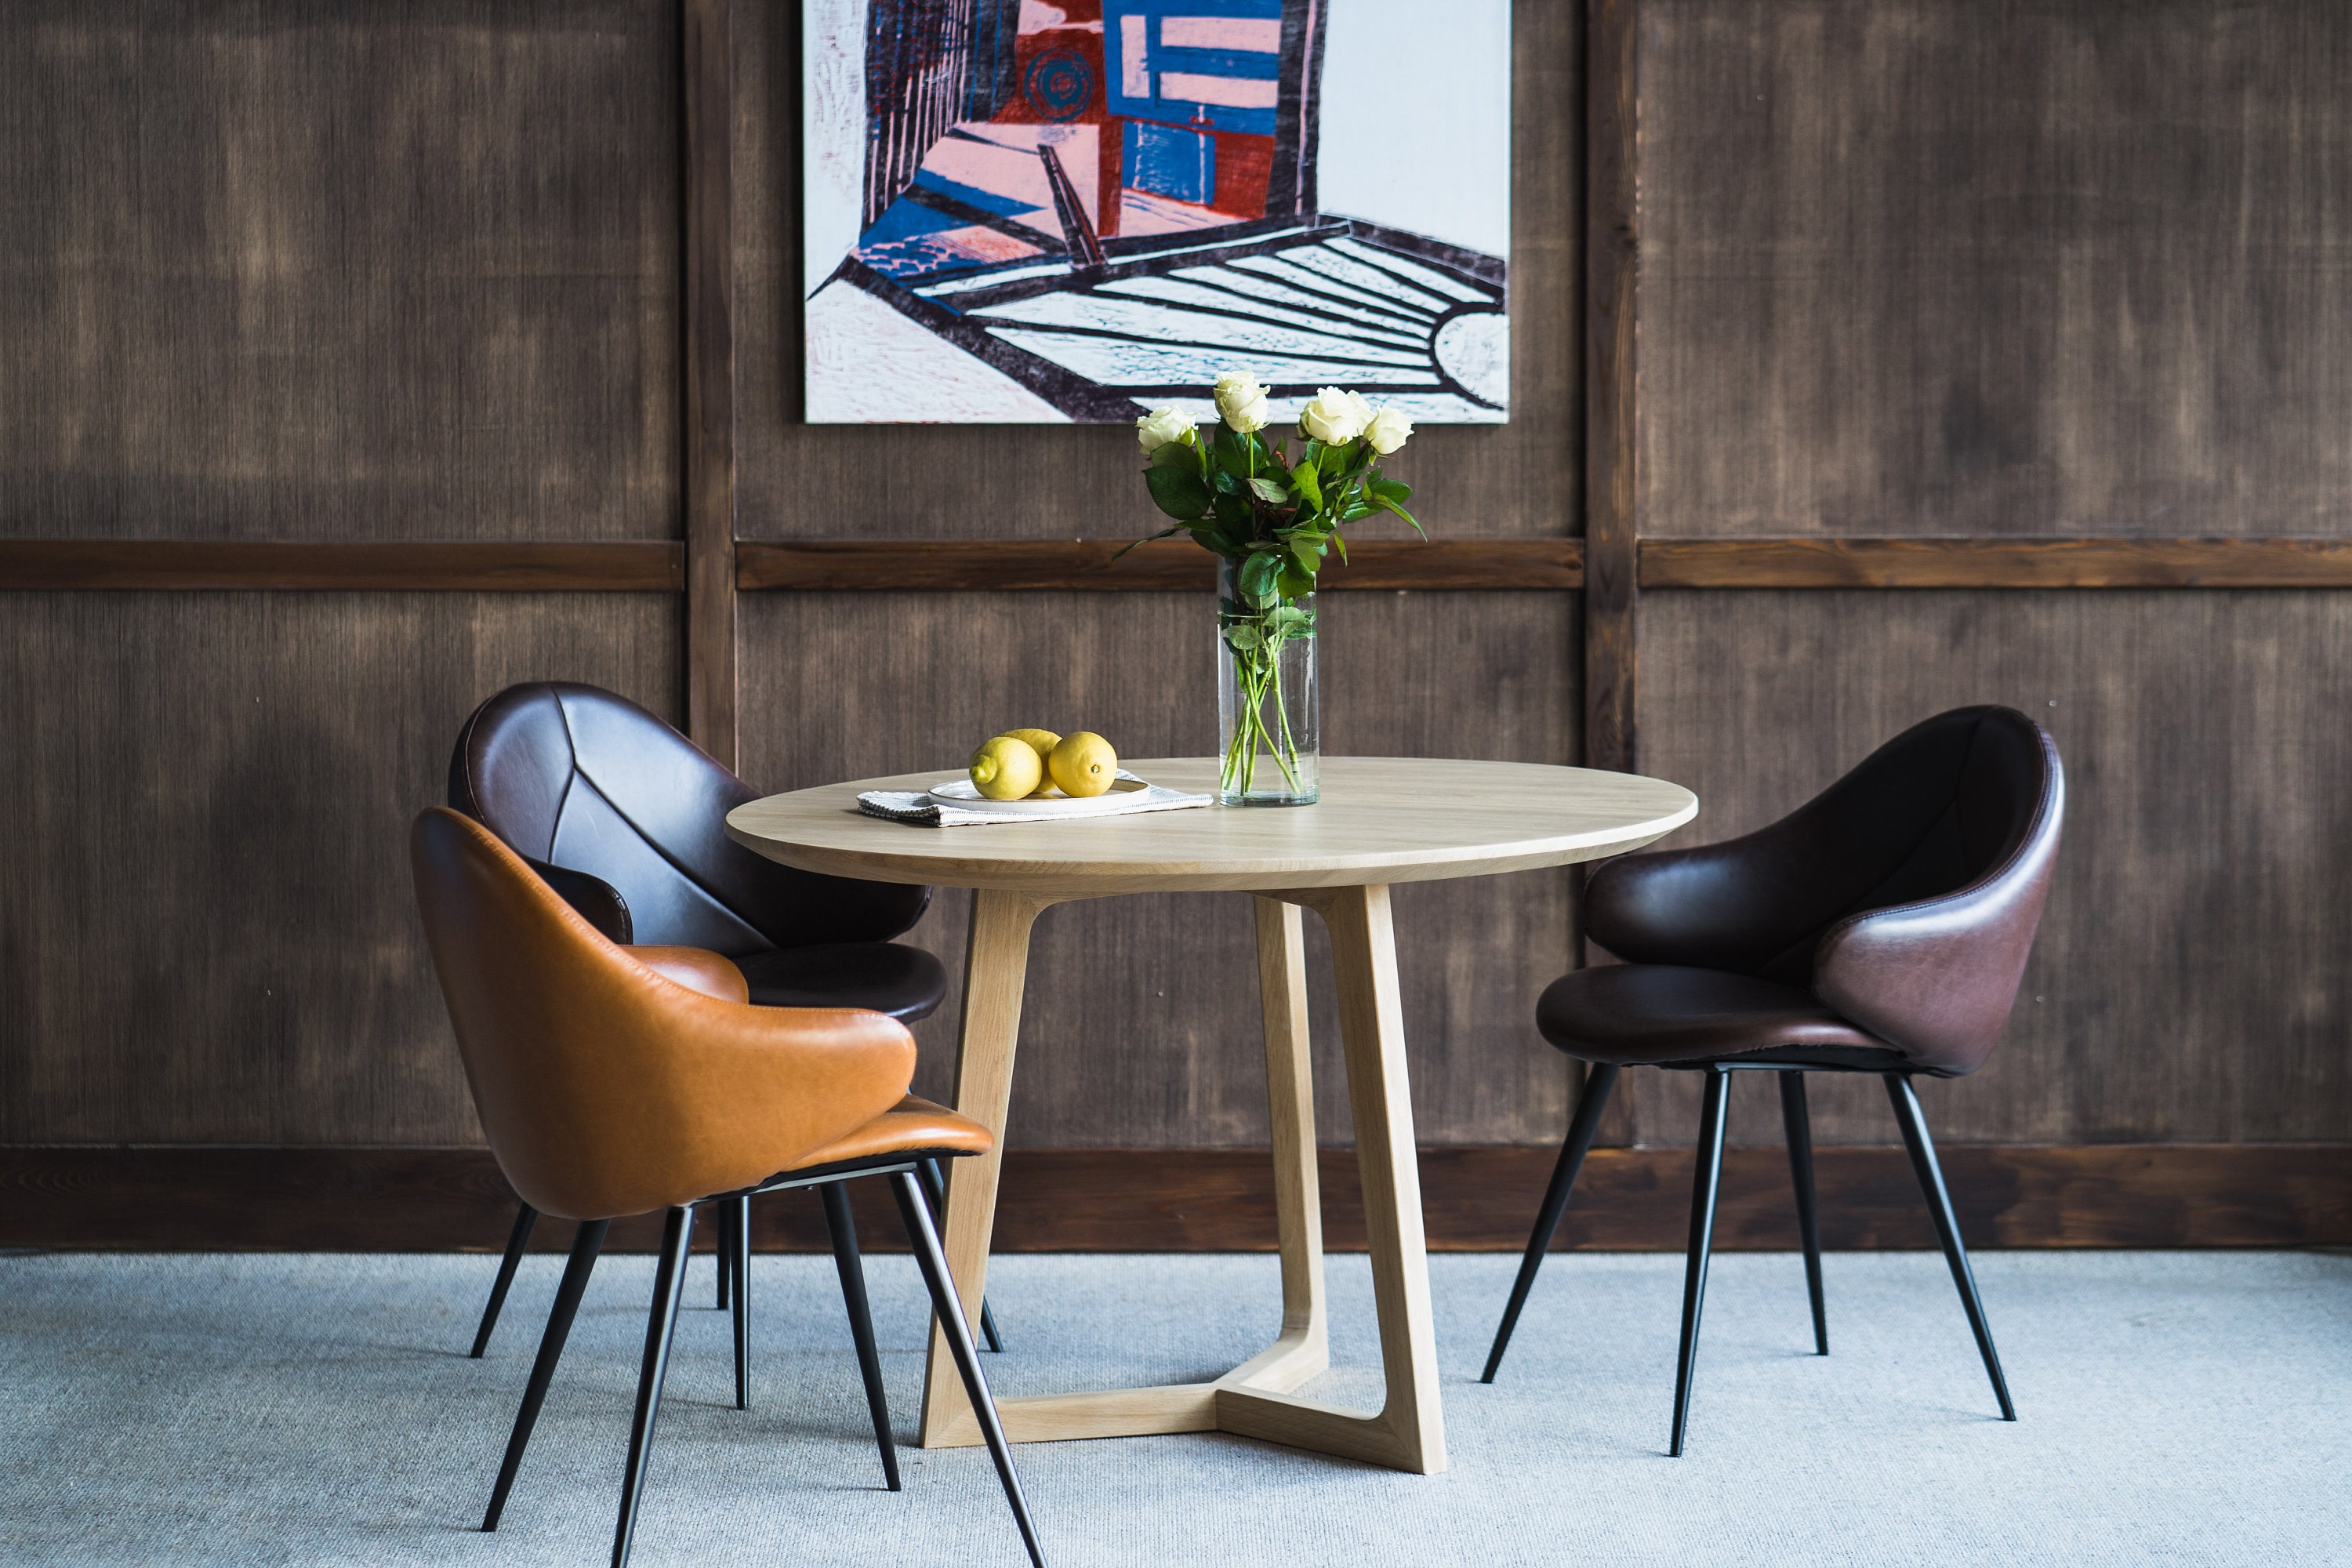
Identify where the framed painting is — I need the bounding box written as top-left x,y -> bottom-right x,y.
802,0 -> 1511,424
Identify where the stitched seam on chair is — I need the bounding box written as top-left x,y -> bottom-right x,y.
545,684 -> 579,864
549,688 -> 782,945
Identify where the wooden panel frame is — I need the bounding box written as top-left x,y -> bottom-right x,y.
735,539 -> 1582,592
683,0 -> 739,768
1641,536 -> 2352,589
0,540 -> 681,591
2,1142 -> 2341,1252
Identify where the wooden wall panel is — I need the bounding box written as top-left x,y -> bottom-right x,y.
1638,590 -> 2352,1150
731,0 -> 1581,543
1642,0 -> 2352,538
0,591 -> 681,1143
0,1 -> 679,541
736,590 -> 1580,1146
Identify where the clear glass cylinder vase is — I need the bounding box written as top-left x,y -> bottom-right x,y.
1217,556 -> 1319,806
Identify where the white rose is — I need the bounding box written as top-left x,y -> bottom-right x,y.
1213,370 -> 1272,434
1299,386 -> 1368,444
1363,405 -> 1414,456
1342,389 -> 1375,430
1135,405 -> 1196,454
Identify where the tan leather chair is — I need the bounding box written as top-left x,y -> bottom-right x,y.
411,807 -> 1044,1568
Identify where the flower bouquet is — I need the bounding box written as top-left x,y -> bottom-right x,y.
1126,371 -> 1418,806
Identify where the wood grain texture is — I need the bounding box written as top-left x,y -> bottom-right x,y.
0,540 -> 681,591
0,590 -> 681,1143
7,1143 -> 2343,1251
1642,536 -> 2352,589
684,0 -> 739,768
1642,0 -> 2352,539
736,539 -> 1583,592
731,0 -> 1580,541
1639,590 -> 2352,1150
728,757 -> 1693,896
1582,0 -> 1641,771
0,1 -> 680,542
735,590 -> 1582,1149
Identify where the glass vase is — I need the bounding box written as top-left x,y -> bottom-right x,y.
1217,556 -> 1319,806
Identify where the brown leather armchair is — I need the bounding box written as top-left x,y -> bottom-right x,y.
1482,706 -> 2063,1455
411,806 -> 1044,1568
448,680 -> 995,1495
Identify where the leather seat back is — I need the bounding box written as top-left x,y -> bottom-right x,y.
446,683 -> 928,957
410,807 -> 916,1219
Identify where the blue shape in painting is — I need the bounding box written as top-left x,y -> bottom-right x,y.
1124,120 -> 1214,204
1022,50 -> 1094,121
1105,0 -> 1283,138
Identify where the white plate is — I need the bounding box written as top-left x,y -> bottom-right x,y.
925,775 -> 1153,815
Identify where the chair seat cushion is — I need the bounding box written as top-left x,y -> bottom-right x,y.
731,942 -> 949,1022
782,1094 -> 993,1174
1536,964 -> 1904,1069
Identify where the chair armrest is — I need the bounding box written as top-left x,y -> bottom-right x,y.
524,857 -> 632,945
1813,792 -> 2063,1076
632,946 -> 750,1004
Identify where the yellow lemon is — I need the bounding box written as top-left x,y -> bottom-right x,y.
994,729 -> 1062,795
969,735 -> 1043,800
1049,731 -> 1118,798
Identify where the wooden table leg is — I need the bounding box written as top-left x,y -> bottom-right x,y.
918,886 -> 1051,1447
924,884 -> 1443,1475
1215,895 -> 1330,1392
1218,883 -> 1448,1473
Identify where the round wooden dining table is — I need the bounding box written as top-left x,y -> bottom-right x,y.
727,756 -> 1697,1475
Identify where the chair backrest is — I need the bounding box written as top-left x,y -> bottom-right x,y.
446,682 -> 928,956
409,807 -> 916,1220
1588,706 -> 2063,1074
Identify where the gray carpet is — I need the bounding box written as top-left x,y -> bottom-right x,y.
2,1248 -> 2345,1566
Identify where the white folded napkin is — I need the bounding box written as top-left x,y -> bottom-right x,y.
857,770 -> 1213,827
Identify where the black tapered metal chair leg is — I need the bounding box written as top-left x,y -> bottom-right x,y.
730,1194 -> 752,1410
1885,1074 -> 2016,1421
1670,1068 -> 1731,1457
482,1218 -> 608,1531
822,1180 -> 902,1490
612,1205 -> 695,1568
471,1202 -> 539,1359
1777,1070 -> 1829,1356
891,1171 -> 1045,1568
920,1156 -> 1002,1352
713,1196 -> 732,1311
1483,1062 -> 1620,1382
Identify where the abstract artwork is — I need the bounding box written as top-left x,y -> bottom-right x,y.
803,0 -> 1510,423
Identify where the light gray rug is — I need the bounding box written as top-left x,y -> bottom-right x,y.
1,1247 -> 2344,1566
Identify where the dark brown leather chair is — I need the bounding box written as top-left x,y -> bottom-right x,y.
411,807 -> 1044,1568
447,681 -> 996,1487
1482,706 -> 2063,1455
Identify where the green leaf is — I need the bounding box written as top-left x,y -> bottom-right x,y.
1317,441 -> 1350,476
1290,463 -> 1324,511
1111,524 -> 1185,561
1289,537 -> 1322,574
1276,564 -> 1315,600
1225,622 -> 1264,654
1247,476 -> 1288,505
1330,531 -> 1348,564
1375,495 -> 1425,536
1144,465 -> 1210,521
1341,501 -> 1377,521
1239,551 -> 1283,604
1369,477 -> 1412,504
1150,441 -> 1199,472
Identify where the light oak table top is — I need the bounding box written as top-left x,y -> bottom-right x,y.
725,755 -> 1699,895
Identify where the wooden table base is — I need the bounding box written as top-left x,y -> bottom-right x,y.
916,886 -> 1448,1475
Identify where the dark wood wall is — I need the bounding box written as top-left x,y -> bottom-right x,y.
2,0 -> 2347,1248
